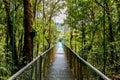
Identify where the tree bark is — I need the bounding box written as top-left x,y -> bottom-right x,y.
105,1 -> 115,64
33,0 -> 37,20
116,2 -> 120,32
3,0 -> 18,73
94,0 -> 115,66
23,0 -> 34,66
70,30 -> 73,49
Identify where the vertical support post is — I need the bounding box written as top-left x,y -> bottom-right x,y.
40,56 -> 42,80
29,65 -> 34,80
77,59 -> 80,80
81,0 -> 85,58
12,0 -> 15,75
103,0 -> 106,74
80,61 -> 83,80
35,61 -> 37,80
43,56 -> 45,78
74,57 -> 77,78
42,0 -> 45,51
37,59 -> 40,80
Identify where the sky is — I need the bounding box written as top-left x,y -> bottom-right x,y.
52,7 -> 67,23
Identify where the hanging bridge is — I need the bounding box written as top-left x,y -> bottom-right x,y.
8,42 -> 110,80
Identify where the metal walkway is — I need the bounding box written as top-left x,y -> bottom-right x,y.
45,42 -> 74,80
8,42 -> 110,80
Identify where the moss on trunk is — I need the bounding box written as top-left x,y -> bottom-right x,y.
23,0 -> 34,65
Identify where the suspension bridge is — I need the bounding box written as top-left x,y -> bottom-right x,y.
8,42 -> 110,80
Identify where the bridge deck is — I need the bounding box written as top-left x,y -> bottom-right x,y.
45,43 -> 74,80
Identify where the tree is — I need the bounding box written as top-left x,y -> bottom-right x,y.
65,0 -> 120,78
23,0 -> 34,66
3,0 -> 19,74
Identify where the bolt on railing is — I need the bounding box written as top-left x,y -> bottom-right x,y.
8,46 -> 55,80
63,45 -> 111,80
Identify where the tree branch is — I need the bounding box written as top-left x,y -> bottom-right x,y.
48,0 -> 60,22
93,0 -> 105,9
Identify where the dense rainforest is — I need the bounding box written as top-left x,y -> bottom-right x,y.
0,0 -> 120,79
64,0 -> 120,79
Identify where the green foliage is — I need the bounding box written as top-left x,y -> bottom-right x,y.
64,0 -> 120,78
1,0 -> 119,79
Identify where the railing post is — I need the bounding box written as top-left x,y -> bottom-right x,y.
75,58 -> 78,80
30,64 -> 34,80
70,50 -> 72,68
62,45 -> 110,80
77,59 -> 80,80
35,62 -> 37,80
39,56 -> 42,80
43,55 -> 45,79
75,55 -> 77,78
80,60 -> 83,80
73,54 -> 75,76
45,51 -> 49,77
37,58 -> 40,80
8,46 -> 55,80
67,47 -> 69,61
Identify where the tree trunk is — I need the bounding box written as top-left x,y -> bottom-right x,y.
82,26 -> 86,59
3,0 -> 18,73
70,30 -> 73,49
48,22 -> 51,49
18,32 -> 24,60
105,1 -> 115,65
116,2 -> 120,32
36,42 -> 39,56
33,0 -> 37,20
23,0 -> 34,66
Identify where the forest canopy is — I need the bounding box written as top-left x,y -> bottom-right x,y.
0,0 -> 120,79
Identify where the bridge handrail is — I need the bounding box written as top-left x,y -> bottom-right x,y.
8,46 -> 55,80
63,44 -> 111,80
8,56 -> 40,80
